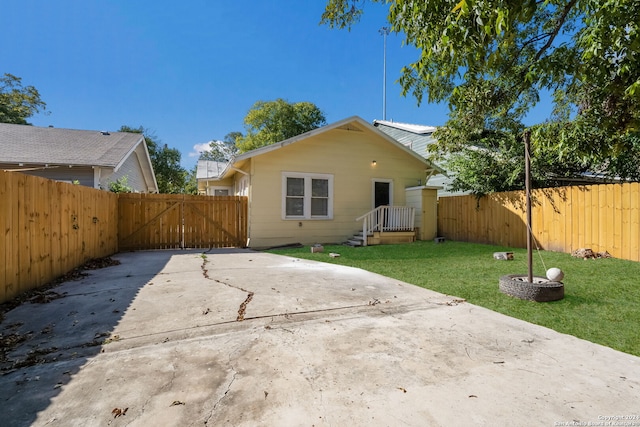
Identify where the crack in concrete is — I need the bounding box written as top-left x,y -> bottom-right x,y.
134,351 -> 178,424
203,366 -> 237,426
293,344 -> 332,426
199,254 -> 255,322
7,302 -> 427,364
319,388 -> 332,427
236,292 -> 254,321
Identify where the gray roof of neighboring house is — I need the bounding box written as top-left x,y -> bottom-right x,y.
373,119 -> 474,197
373,120 -> 438,158
196,160 -> 228,180
0,122 -> 145,167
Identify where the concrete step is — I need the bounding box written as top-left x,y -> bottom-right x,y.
345,238 -> 364,247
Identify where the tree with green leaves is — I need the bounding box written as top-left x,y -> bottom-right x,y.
322,0 -> 640,194
0,73 -> 47,125
119,125 -> 194,194
183,165 -> 199,195
199,132 -> 241,162
107,176 -> 133,193
235,99 -> 326,153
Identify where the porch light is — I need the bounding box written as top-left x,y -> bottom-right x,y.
372,160 -> 377,166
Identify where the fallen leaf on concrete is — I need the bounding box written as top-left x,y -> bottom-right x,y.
469,395 -> 477,398
111,407 -> 128,418
30,291 -> 66,304
264,391 -> 269,399
104,335 -> 120,344
397,387 -> 407,393
84,257 -> 121,270
170,401 -> 185,406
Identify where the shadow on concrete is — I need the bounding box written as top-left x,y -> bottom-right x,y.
0,250 -> 199,427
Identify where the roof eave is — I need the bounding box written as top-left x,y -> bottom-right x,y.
138,137 -> 159,192
368,121 -> 446,174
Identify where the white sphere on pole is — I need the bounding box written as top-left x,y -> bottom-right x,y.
546,268 -> 564,282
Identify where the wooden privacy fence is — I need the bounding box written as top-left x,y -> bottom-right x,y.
118,194 -> 248,250
1,170 -> 248,304
438,183 -> 640,262
1,171 -> 118,303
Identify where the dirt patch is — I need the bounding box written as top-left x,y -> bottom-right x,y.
10,347 -> 60,371
0,332 -> 31,366
82,257 -> 121,270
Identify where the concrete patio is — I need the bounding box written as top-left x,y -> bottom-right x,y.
1,249 -> 638,426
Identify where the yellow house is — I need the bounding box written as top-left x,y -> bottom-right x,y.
197,116 -> 442,248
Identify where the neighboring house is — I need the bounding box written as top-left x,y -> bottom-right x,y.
197,160 -> 233,195
0,123 -> 158,192
197,116 -> 443,248
373,119 -> 469,197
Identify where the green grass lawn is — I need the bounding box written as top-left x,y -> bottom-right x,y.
267,241 -> 640,357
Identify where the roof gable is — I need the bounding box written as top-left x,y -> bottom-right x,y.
231,116 -> 443,173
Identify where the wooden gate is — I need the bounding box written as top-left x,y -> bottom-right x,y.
118,194 -> 247,250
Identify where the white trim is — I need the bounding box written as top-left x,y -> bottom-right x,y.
113,135 -> 147,171
281,172 -> 334,220
236,175 -> 249,196
206,186 -> 232,196
93,167 -> 101,189
135,141 -> 159,192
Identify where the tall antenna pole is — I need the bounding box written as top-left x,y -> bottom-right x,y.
379,27 -> 390,120
525,130 -> 533,283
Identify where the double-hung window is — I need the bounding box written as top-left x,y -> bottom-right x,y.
283,172 -> 333,219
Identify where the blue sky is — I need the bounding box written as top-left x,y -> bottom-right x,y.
3,1 -> 548,169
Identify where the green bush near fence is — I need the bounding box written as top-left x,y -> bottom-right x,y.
268,241 -> 640,357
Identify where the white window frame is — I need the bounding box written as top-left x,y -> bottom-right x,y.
282,172 -> 334,220
207,186 -> 232,196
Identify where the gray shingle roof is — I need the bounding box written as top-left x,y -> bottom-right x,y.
0,123 -> 145,167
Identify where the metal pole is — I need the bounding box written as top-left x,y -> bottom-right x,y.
379,27 -> 390,120
525,130 -> 533,283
